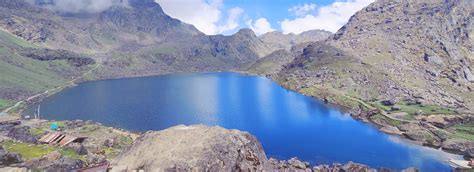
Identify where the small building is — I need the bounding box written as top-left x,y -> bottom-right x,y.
39,132 -> 87,147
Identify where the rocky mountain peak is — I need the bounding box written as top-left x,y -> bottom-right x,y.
259,30 -> 332,51
234,28 -> 258,38
128,0 -> 163,10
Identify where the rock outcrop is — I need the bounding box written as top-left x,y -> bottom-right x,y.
7,126 -> 37,144
0,146 -> 22,166
416,114 -> 474,128
111,125 -> 269,171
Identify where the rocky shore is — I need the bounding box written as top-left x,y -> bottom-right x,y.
0,118 -> 424,171
349,107 -> 474,159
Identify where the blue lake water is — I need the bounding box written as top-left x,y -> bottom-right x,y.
25,72 -> 460,171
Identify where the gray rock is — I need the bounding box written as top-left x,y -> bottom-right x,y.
423,54 -> 444,65
442,139 -> 474,158
86,153 -> 107,165
66,143 -> 88,155
402,167 -> 419,172
25,157 -> 84,171
391,105 -> 401,111
288,157 -> 307,169
342,161 -> 375,172
382,100 -> 396,106
0,146 -> 22,166
378,167 -> 395,172
111,125 -> 269,171
2,153 -> 22,165
463,66 -> 474,82
7,126 -> 37,144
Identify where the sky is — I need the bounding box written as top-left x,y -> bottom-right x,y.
155,0 -> 375,36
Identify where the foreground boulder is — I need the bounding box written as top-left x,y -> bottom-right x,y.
111,125 -> 269,171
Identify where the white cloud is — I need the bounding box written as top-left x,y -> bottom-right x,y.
216,7 -> 244,34
288,3 -> 317,17
246,18 -> 275,36
28,0 -> 121,13
155,0 -> 242,35
281,0 -> 374,34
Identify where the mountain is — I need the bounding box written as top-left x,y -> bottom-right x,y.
247,30 -> 333,75
328,0 -> 473,108
259,30 -> 332,51
0,0 -> 278,109
266,0 -> 473,111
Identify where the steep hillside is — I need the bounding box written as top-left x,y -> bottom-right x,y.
270,0 -> 473,111
328,0 -> 473,109
0,29 -> 94,111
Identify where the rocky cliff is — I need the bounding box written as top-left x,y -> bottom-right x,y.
329,0 -> 473,109
268,0 -> 473,110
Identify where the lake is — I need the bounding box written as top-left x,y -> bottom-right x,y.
25,72 -> 461,171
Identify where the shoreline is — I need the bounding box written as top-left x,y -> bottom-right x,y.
2,71 -> 472,166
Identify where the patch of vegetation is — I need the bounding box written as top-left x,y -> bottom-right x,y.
151,45 -> 178,55
370,114 -> 403,127
102,147 -> 119,158
1,140 -> 85,161
371,101 -> 454,115
80,124 -> 101,134
58,148 -> 85,161
0,30 -> 95,107
371,101 -> 392,111
448,123 -> 474,141
118,135 -> 134,147
30,127 -> 47,137
2,140 -> 52,160
0,98 -> 12,111
8,102 -> 26,114
332,94 -> 363,109
0,29 -> 37,48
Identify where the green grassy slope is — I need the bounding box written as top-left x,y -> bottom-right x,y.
0,30 -> 92,111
